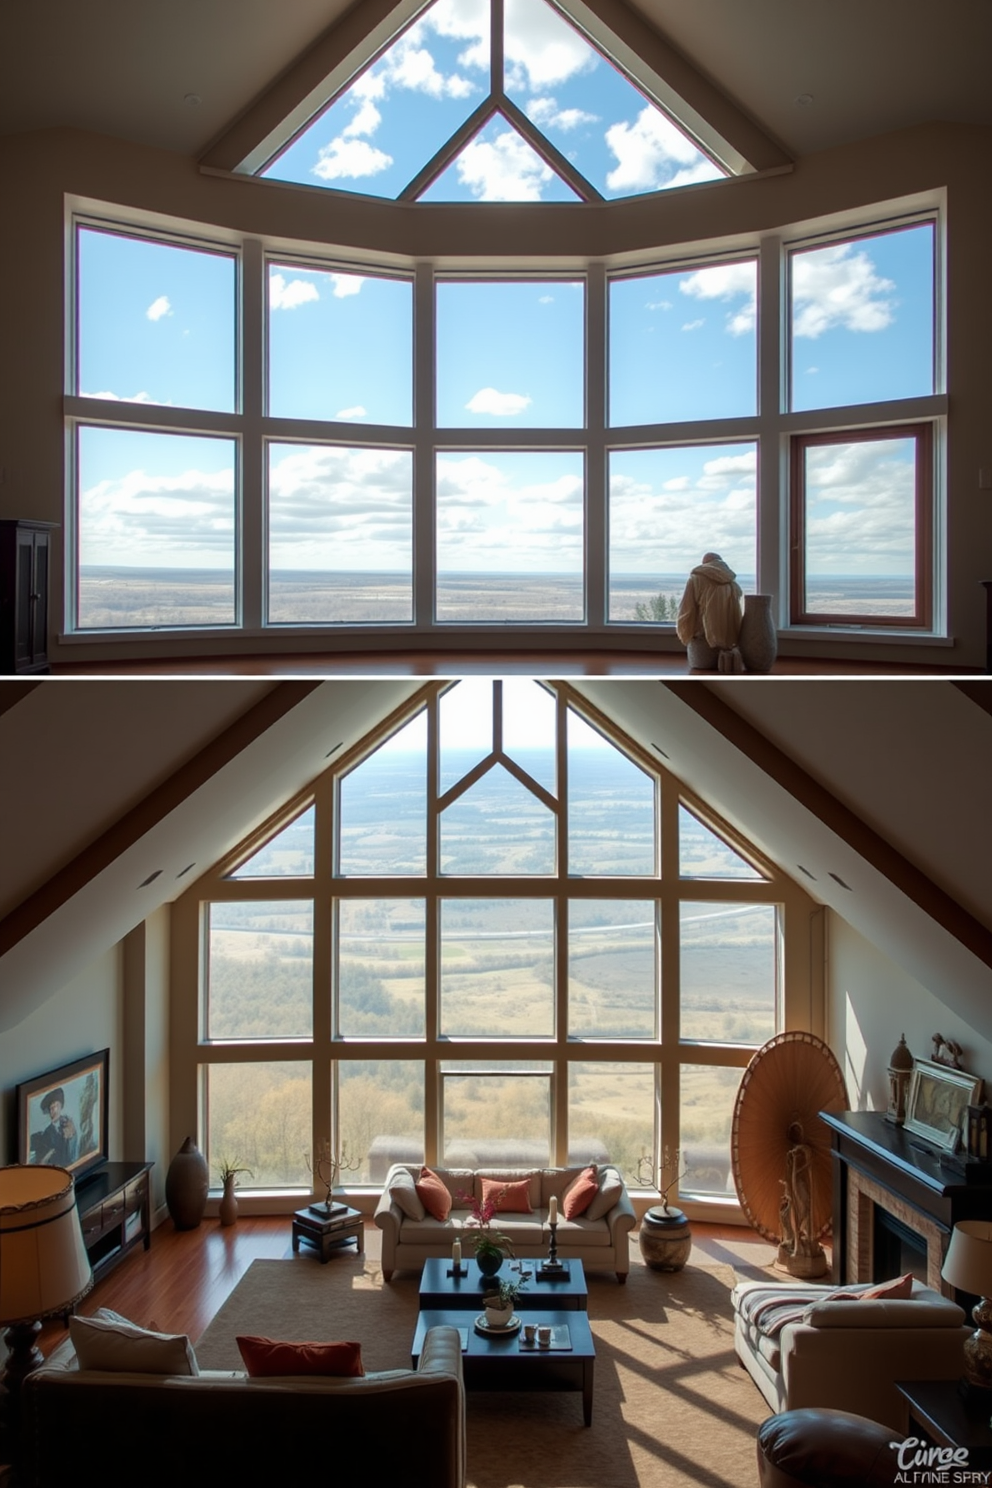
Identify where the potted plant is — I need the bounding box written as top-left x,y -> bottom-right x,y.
216,1158 -> 253,1227
482,1275 -> 524,1329
458,1186 -> 515,1277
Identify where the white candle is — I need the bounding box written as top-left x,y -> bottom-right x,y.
549,1196 -> 558,1224
452,1238 -> 462,1266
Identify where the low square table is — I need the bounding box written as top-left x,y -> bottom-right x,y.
419,1257 -> 588,1311
291,1205 -> 364,1262
413,1307 -> 596,1425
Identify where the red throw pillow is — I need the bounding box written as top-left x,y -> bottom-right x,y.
480,1177 -> 532,1214
562,1165 -> 599,1220
236,1335 -> 364,1377
415,1165 -> 452,1221
859,1272 -> 914,1300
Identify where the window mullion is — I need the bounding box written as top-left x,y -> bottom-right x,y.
242,237 -> 264,630
414,261 -> 435,631
757,233 -> 784,617
586,261 -> 606,630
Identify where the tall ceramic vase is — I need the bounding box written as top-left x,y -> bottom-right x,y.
739,594 -> 778,673
165,1136 -> 209,1230
219,1174 -> 238,1227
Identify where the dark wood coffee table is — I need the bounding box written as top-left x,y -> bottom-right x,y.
412,1307 -> 595,1425
419,1256 -> 588,1311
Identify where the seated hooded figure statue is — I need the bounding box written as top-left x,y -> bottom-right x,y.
676,553 -> 744,672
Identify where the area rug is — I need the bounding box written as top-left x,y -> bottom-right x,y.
196,1249 -> 767,1488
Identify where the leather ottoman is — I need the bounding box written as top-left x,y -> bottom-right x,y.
757,1407 -> 903,1488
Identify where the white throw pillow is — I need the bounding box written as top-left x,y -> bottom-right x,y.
585,1166 -> 624,1222
388,1166 -> 426,1221
69,1307 -> 199,1375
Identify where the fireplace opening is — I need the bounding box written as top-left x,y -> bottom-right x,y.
873,1207 -> 929,1284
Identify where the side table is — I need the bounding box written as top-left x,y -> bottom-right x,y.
291,1205 -> 364,1263
896,1379 -> 992,1467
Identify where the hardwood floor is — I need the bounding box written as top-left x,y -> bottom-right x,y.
37,1215 -> 785,1355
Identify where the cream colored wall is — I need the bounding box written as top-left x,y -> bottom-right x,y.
122,907 -> 171,1216
1,118 -> 990,665
1,944 -> 123,1164
826,912 -> 992,1113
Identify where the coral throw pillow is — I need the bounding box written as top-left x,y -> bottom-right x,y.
859,1273 -> 914,1300
415,1165 -> 452,1221
481,1177 -> 532,1214
236,1336 -> 364,1377
562,1166 -> 599,1220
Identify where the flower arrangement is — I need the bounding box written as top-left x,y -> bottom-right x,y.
216,1157 -> 253,1187
458,1186 -> 515,1263
483,1275 -> 525,1310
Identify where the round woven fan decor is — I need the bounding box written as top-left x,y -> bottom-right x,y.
731,1031 -> 849,1245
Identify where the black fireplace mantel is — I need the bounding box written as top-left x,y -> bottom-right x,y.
819,1110 -> 992,1291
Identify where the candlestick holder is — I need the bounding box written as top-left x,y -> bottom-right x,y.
540,1218 -> 567,1276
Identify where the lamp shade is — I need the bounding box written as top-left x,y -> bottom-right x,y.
941,1219 -> 992,1297
0,1164 -> 92,1325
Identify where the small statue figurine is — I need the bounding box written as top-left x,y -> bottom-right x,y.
675,553 -> 744,673
931,1033 -> 964,1069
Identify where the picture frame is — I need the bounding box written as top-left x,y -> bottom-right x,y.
16,1049 -> 109,1179
904,1057 -> 983,1154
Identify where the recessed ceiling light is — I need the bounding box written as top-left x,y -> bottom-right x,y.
797,864 -> 817,880
651,743 -> 669,758
326,741 -> 344,757
828,872 -> 853,891
138,870 -> 163,888
176,863 -> 196,878
795,93 -> 814,107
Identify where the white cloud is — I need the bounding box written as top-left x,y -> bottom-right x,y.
80,465 -> 234,565
146,296 -> 172,322
682,319 -> 704,332
802,439 -> 917,572
792,243 -> 896,339
267,445 -> 413,568
527,96 -> 598,131
329,273 -> 364,298
435,452 -> 583,570
335,405 -> 368,419
269,274 -> 320,311
313,137 -> 392,181
539,295 -> 554,304
647,299 -> 673,312
608,450 -> 757,575
605,108 -> 722,194
343,99 -> 382,138
82,390 -> 155,403
455,128 -> 554,201
679,261 -> 757,337
465,387 -> 533,416
503,0 -> 596,90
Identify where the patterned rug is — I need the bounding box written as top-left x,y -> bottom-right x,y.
196,1242 -> 768,1488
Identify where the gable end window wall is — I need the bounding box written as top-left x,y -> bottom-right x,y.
66,210 -> 944,643
169,681 -> 821,1215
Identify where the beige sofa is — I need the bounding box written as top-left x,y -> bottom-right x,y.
374,1163 -> 636,1282
732,1277 -> 969,1430
20,1324 -> 465,1488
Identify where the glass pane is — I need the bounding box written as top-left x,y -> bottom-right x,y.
440,900 -> 554,1036
338,899 -> 425,1037
568,902 -> 656,1038
801,436 -> 918,619
207,902 -> 313,1039
441,1063 -> 551,1166
436,280 -> 584,428
268,265 -> 412,425
567,709 -> 654,875
77,227 -> 235,412
440,765 -> 556,874
436,451 -> 584,621
205,1061 -> 311,1188
230,807 -> 315,878
505,0 -> 724,200
340,1060 -> 425,1182
338,711 -> 427,876
77,427 -> 236,630
267,444 -> 413,624
567,1062 -> 654,1186
608,443 -> 757,623
503,678 -> 557,795
261,0 -> 486,198
790,223 -> 934,412
678,805 -> 763,880
609,262 -> 756,425
680,1064 -> 741,1196
418,114 -> 582,202
680,901 -> 778,1044
440,679 -> 493,795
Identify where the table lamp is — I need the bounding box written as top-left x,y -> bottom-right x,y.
0,1164 -> 92,1395
941,1218 -> 992,1399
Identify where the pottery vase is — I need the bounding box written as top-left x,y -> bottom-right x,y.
219,1174 -> 238,1227
484,1301 -> 514,1329
165,1136 -> 209,1230
477,1250 -> 502,1278
639,1205 -> 693,1272
739,594 -> 778,673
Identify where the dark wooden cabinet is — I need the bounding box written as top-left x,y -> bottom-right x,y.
75,1161 -> 152,1283
0,520 -> 57,674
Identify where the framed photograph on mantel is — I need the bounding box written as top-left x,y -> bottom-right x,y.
16,1049 -> 109,1179
904,1057 -> 983,1155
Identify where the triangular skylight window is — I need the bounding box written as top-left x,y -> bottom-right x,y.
228,805 -> 315,877
258,0 -> 727,202
678,804 -> 766,880
440,763 -> 556,873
